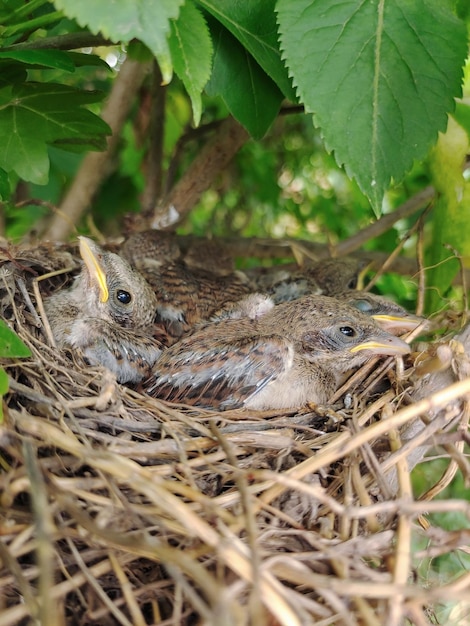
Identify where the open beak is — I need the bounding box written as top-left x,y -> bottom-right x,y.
78,236 -> 109,303
372,313 -> 430,334
349,334 -> 411,356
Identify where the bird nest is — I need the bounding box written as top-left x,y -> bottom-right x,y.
0,239 -> 469,626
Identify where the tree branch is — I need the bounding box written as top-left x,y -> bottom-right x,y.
141,62 -> 166,213
164,120 -> 222,195
174,234 -> 419,273
173,231 -> 469,286
43,57 -> 151,242
151,116 -> 250,230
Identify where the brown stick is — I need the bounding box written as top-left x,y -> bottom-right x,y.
151,116 -> 250,229
336,186 -> 435,256
43,58 -> 151,242
164,121 -> 222,195
140,62 -> 166,212
173,233 -> 470,285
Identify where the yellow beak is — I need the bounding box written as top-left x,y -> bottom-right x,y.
78,236 -> 109,303
349,336 -> 410,356
372,313 -> 429,333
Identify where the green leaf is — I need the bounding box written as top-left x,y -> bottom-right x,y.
0,0 -> 23,22
0,167 -> 9,199
277,0 -> 468,214
453,103 -> 470,141
0,60 -> 27,85
0,367 -> 8,394
0,82 -> 111,184
0,319 -> 31,357
0,51 -> 109,87
205,16 -> 283,139
0,10 -> 63,40
52,0 -> 184,83
0,49 -> 75,71
169,1 -> 212,126
425,117 -> 470,313
455,0 -> 470,20
197,0 -> 295,101
0,366 -> 7,422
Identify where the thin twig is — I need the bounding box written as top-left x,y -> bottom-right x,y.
336,186 -> 434,256
22,441 -> 58,626
415,210 -> 427,317
388,428 -> 412,626
364,203 -> 432,292
259,377 -> 470,509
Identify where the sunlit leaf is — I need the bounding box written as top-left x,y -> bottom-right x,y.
277,0 -> 467,213
0,320 -> 31,357
425,117 -> 470,313
0,82 -> 110,183
453,104 -> 470,141
52,0 -> 184,83
198,0 -> 295,100
205,16 -> 283,139
169,1 -> 212,126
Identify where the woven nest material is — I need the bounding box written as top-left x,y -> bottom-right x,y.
0,240 -> 469,626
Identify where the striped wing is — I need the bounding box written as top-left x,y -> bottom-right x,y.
143,332 -> 292,410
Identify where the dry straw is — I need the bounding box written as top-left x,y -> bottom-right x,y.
0,241 -> 469,626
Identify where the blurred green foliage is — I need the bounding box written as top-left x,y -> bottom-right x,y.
0,319 -> 31,422
412,456 -> 470,622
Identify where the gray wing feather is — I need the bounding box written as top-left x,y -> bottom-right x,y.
144,333 -> 291,409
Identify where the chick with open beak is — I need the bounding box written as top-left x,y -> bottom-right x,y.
44,237 -> 163,383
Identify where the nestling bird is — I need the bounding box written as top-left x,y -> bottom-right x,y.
212,291 -> 428,335
143,295 -> 410,410
121,230 -> 181,268
121,229 -> 236,275
303,257 -> 370,294
334,291 -> 429,335
44,237 -> 163,383
249,256 -> 370,302
210,293 -> 275,322
182,238 -> 236,275
121,233 -> 252,339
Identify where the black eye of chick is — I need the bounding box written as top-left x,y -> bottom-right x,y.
116,289 -> 132,305
340,326 -> 356,337
347,278 -> 357,289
